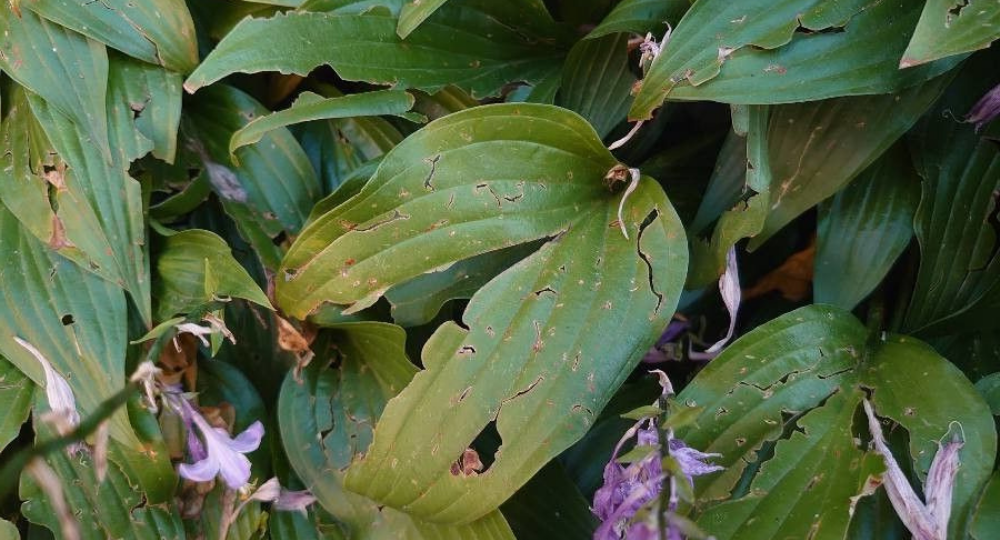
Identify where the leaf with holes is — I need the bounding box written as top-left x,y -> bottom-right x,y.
814,145 -> 919,311
278,322 -> 516,539
19,418 -> 186,540
184,0 -> 572,99
902,0 -> 1000,68
674,305 -> 995,540
273,103 -> 687,522
629,0 -> 961,120
0,200 -> 176,499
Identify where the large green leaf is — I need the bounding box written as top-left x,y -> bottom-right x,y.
230,90 -> 417,157
0,200 -> 176,501
902,0 -> 1000,68
274,104 -> 687,521
814,145 -> 920,311
0,357 -> 32,453
629,0 -> 961,119
499,461 -> 598,539
558,33 -> 636,139
904,58 -> 1000,335
23,0 -> 198,72
152,229 -> 271,321
107,52 -> 183,164
277,103 -> 620,315
0,199 -> 134,446
182,84 -> 320,270
0,520 -> 17,540
676,305 -> 996,540
278,322 -> 516,539
19,420 -> 185,540
0,7 -> 109,149
587,0 -> 688,39
750,76 -> 949,249
184,0 -> 570,99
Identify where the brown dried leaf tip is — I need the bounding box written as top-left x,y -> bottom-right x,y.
450,448 -> 484,476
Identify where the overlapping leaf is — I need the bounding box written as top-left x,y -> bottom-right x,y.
905,58 -> 1000,335
185,0 -> 571,99
278,322 -> 515,539
559,33 -> 636,139
19,420 -> 186,540
182,84 -> 320,270
231,90 -> 418,157
153,229 -> 271,321
678,305 -> 995,540
22,0 -> 198,72
587,0 -> 688,39
271,104 -> 692,522
815,145 -> 919,310
902,0 -> 1000,67
751,76 -> 950,248
629,0 -> 961,119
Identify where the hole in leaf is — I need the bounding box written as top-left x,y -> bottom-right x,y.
61,314 -> 75,325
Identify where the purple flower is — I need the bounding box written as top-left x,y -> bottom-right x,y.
167,393 -> 264,489
593,372 -> 723,540
642,321 -> 690,364
967,82 -> 1000,132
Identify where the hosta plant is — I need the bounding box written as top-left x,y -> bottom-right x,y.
0,1 -> 999,539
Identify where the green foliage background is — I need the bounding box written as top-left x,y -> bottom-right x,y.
0,0 -> 998,539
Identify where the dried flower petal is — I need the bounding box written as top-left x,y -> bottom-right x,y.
274,489 -> 317,514
705,247 -> 740,354
862,399 -> 957,540
14,337 -> 79,430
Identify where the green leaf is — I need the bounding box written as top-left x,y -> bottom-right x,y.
904,58 -> 1000,335
231,90 -> 417,158
587,0 -> 688,39
107,52 -> 183,163
0,7 -> 110,150
184,1 -> 570,99
277,322 -> 516,539
385,242 -> 538,327
629,0 -> 961,119
277,103 -> 621,316
974,373 -> 1000,415
559,33 -> 637,139
182,84 -> 320,270
19,421 -> 185,540
814,145 -> 920,310
28,92 -> 152,321
0,520 -> 17,540
0,357 -> 32,453
23,0 -> 198,73
397,0 -> 449,37
972,470 -> 1000,540
276,103 -> 687,521
153,229 -> 271,321
689,131 -> 747,235
676,305 -> 996,540
688,106 -> 770,288
0,200 -> 136,447
902,0 -> 1000,68
750,76 -> 950,249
